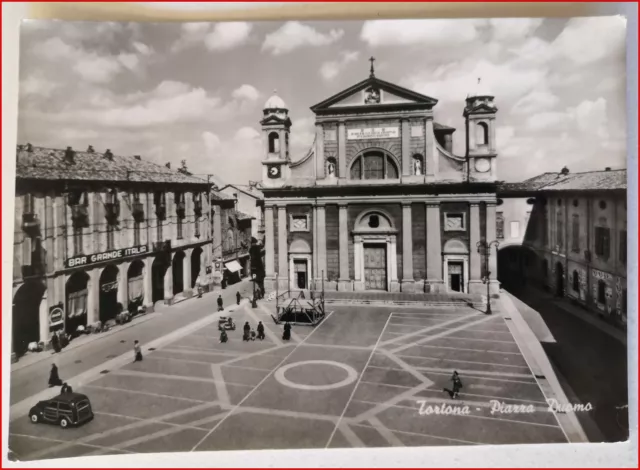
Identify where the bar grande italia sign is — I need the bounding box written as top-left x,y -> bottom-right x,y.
347,127 -> 399,140
66,245 -> 148,268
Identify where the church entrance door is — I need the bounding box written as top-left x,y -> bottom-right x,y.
364,244 -> 387,290
448,261 -> 464,293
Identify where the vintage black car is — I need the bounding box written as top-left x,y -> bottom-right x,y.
29,393 -> 94,428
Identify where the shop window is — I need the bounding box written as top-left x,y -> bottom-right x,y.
572,270 -> 579,292
597,280 -> 606,304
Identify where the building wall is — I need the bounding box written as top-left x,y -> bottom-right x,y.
325,205 -> 339,281
411,204 -> 426,280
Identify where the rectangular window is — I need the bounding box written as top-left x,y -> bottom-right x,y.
73,228 -> 83,255
595,226 -> 610,258
106,225 -> 115,250
177,218 -> 183,239
619,230 -> 627,264
510,221 -> 520,239
571,215 -> 580,253
195,218 -> 200,238
134,221 -> 141,245
556,213 -> 563,250
496,212 -> 504,239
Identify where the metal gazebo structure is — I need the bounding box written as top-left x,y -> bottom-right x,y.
271,271 -> 326,326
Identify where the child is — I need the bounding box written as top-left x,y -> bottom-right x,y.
250,329 -> 256,341
133,340 -> 143,362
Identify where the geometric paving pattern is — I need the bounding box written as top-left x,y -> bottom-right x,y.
9,303 -> 568,460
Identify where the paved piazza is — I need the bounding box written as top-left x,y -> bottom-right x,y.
10,303 -> 568,460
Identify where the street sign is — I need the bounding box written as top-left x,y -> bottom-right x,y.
49,305 -> 64,326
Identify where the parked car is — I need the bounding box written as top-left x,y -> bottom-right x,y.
29,393 -> 94,428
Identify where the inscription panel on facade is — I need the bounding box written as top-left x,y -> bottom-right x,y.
347,127 -> 399,140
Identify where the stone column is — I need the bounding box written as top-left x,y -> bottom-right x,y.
312,206 -> 318,281
338,204 -> 351,291
277,205 -> 288,290
338,122 -> 346,178
424,119 -> 436,178
183,248 -> 193,297
87,268 -> 100,325
426,203 -> 443,292
143,257 -> 154,310
117,261 -> 130,313
39,292 -> 49,345
353,236 -> 363,291
401,119 -> 411,176
264,206 -> 275,279
469,202 -> 483,294
316,204 -> 327,282
486,202 -> 499,293
164,253 -> 174,303
402,203 -> 415,292
315,124 -> 325,179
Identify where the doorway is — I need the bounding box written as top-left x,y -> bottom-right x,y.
99,265 -> 119,323
364,244 -> 387,290
12,282 -> 46,356
293,259 -> 308,289
448,261 -> 464,293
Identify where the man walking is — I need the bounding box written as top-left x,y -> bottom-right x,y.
217,295 -> 224,312
236,291 -> 241,305
443,371 -> 463,399
257,321 -> 265,341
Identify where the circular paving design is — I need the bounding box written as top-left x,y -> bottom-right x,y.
274,360 -> 358,391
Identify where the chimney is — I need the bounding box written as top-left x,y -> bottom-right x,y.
104,149 -> 113,160
87,145 -> 94,153
605,167 -> 611,171
560,166 -> 569,175
133,155 -> 141,160
64,146 -> 75,164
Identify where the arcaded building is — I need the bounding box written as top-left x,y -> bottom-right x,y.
259,64 -> 500,295
12,145 -> 215,357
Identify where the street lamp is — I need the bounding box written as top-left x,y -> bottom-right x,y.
476,240 -> 499,315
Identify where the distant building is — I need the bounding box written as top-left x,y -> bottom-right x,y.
499,168 -> 627,326
258,64 -> 500,295
218,184 -> 264,240
12,145 -> 216,358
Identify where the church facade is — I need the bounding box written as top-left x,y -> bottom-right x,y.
259,63 -> 500,295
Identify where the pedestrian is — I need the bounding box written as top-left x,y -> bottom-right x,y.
133,340 -> 143,362
257,321 -> 265,341
220,329 -> 228,343
236,291 -> 241,305
250,329 -> 256,341
443,370 -> 463,399
217,295 -> 224,312
48,363 -> 62,388
243,322 -> 251,341
60,382 -> 73,394
282,322 -> 292,341
51,332 -> 61,354
195,275 -> 203,298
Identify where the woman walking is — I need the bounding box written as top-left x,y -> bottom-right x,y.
51,332 -> 61,354
48,363 -> 62,388
282,322 -> 292,341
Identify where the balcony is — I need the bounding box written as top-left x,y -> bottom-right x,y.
176,201 -> 186,219
105,201 -> 120,223
132,201 -> 145,222
155,204 -> 166,221
71,204 -> 89,228
22,212 -> 41,236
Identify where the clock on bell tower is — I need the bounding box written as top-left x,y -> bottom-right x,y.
260,90 -> 292,188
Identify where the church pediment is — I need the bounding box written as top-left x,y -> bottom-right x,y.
310,77 -> 437,113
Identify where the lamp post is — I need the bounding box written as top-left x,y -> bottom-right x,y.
251,273 -> 258,308
476,240 -> 499,315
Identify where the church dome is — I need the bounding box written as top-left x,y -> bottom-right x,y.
264,91 -> 287,110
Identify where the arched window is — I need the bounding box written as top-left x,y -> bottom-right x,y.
477,122 -> 489,145
268,132 -> 280,153
349,151 -> 399,180
572,270 -> 579,292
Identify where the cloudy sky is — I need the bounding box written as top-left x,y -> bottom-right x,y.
17,17 -> 627,185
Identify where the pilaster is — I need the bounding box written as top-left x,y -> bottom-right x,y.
264,206 -> 275,278
183,248 -> 193,297
87,268 -> 100,325
316,204 -> 327,282
143,257 -> 154,310
277,206 -> 288,283
425,202 -> 444,292
338,122 -> 346,179
164,252 -> 174,303
401,202 -> 415,292
315,124 -> 325,179
401,119 -> 411,176
117,262 -> 130,313
338,203 -> 352,291
425,119 -> 436,178
469,202 -> 483,294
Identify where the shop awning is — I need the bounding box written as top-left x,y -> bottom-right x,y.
225,260 -> 243,273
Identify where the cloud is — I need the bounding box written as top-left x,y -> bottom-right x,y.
512,89 -> 559,115
262,22 -> 344,55
173,22 -> 252,52
554,16 -> 626,65
232,84 -> 260,102
234,126 -> 261,141
320,51 -> 360,81
489,18 -> 543,41
360,19 -> 485,47
19,75 -> 59,98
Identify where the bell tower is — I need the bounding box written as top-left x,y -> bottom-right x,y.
261,90 -> 292,188
464,79 -> 498,182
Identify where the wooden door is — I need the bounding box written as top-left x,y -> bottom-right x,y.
364,245 -> 387,290
448,262 -> 463,292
